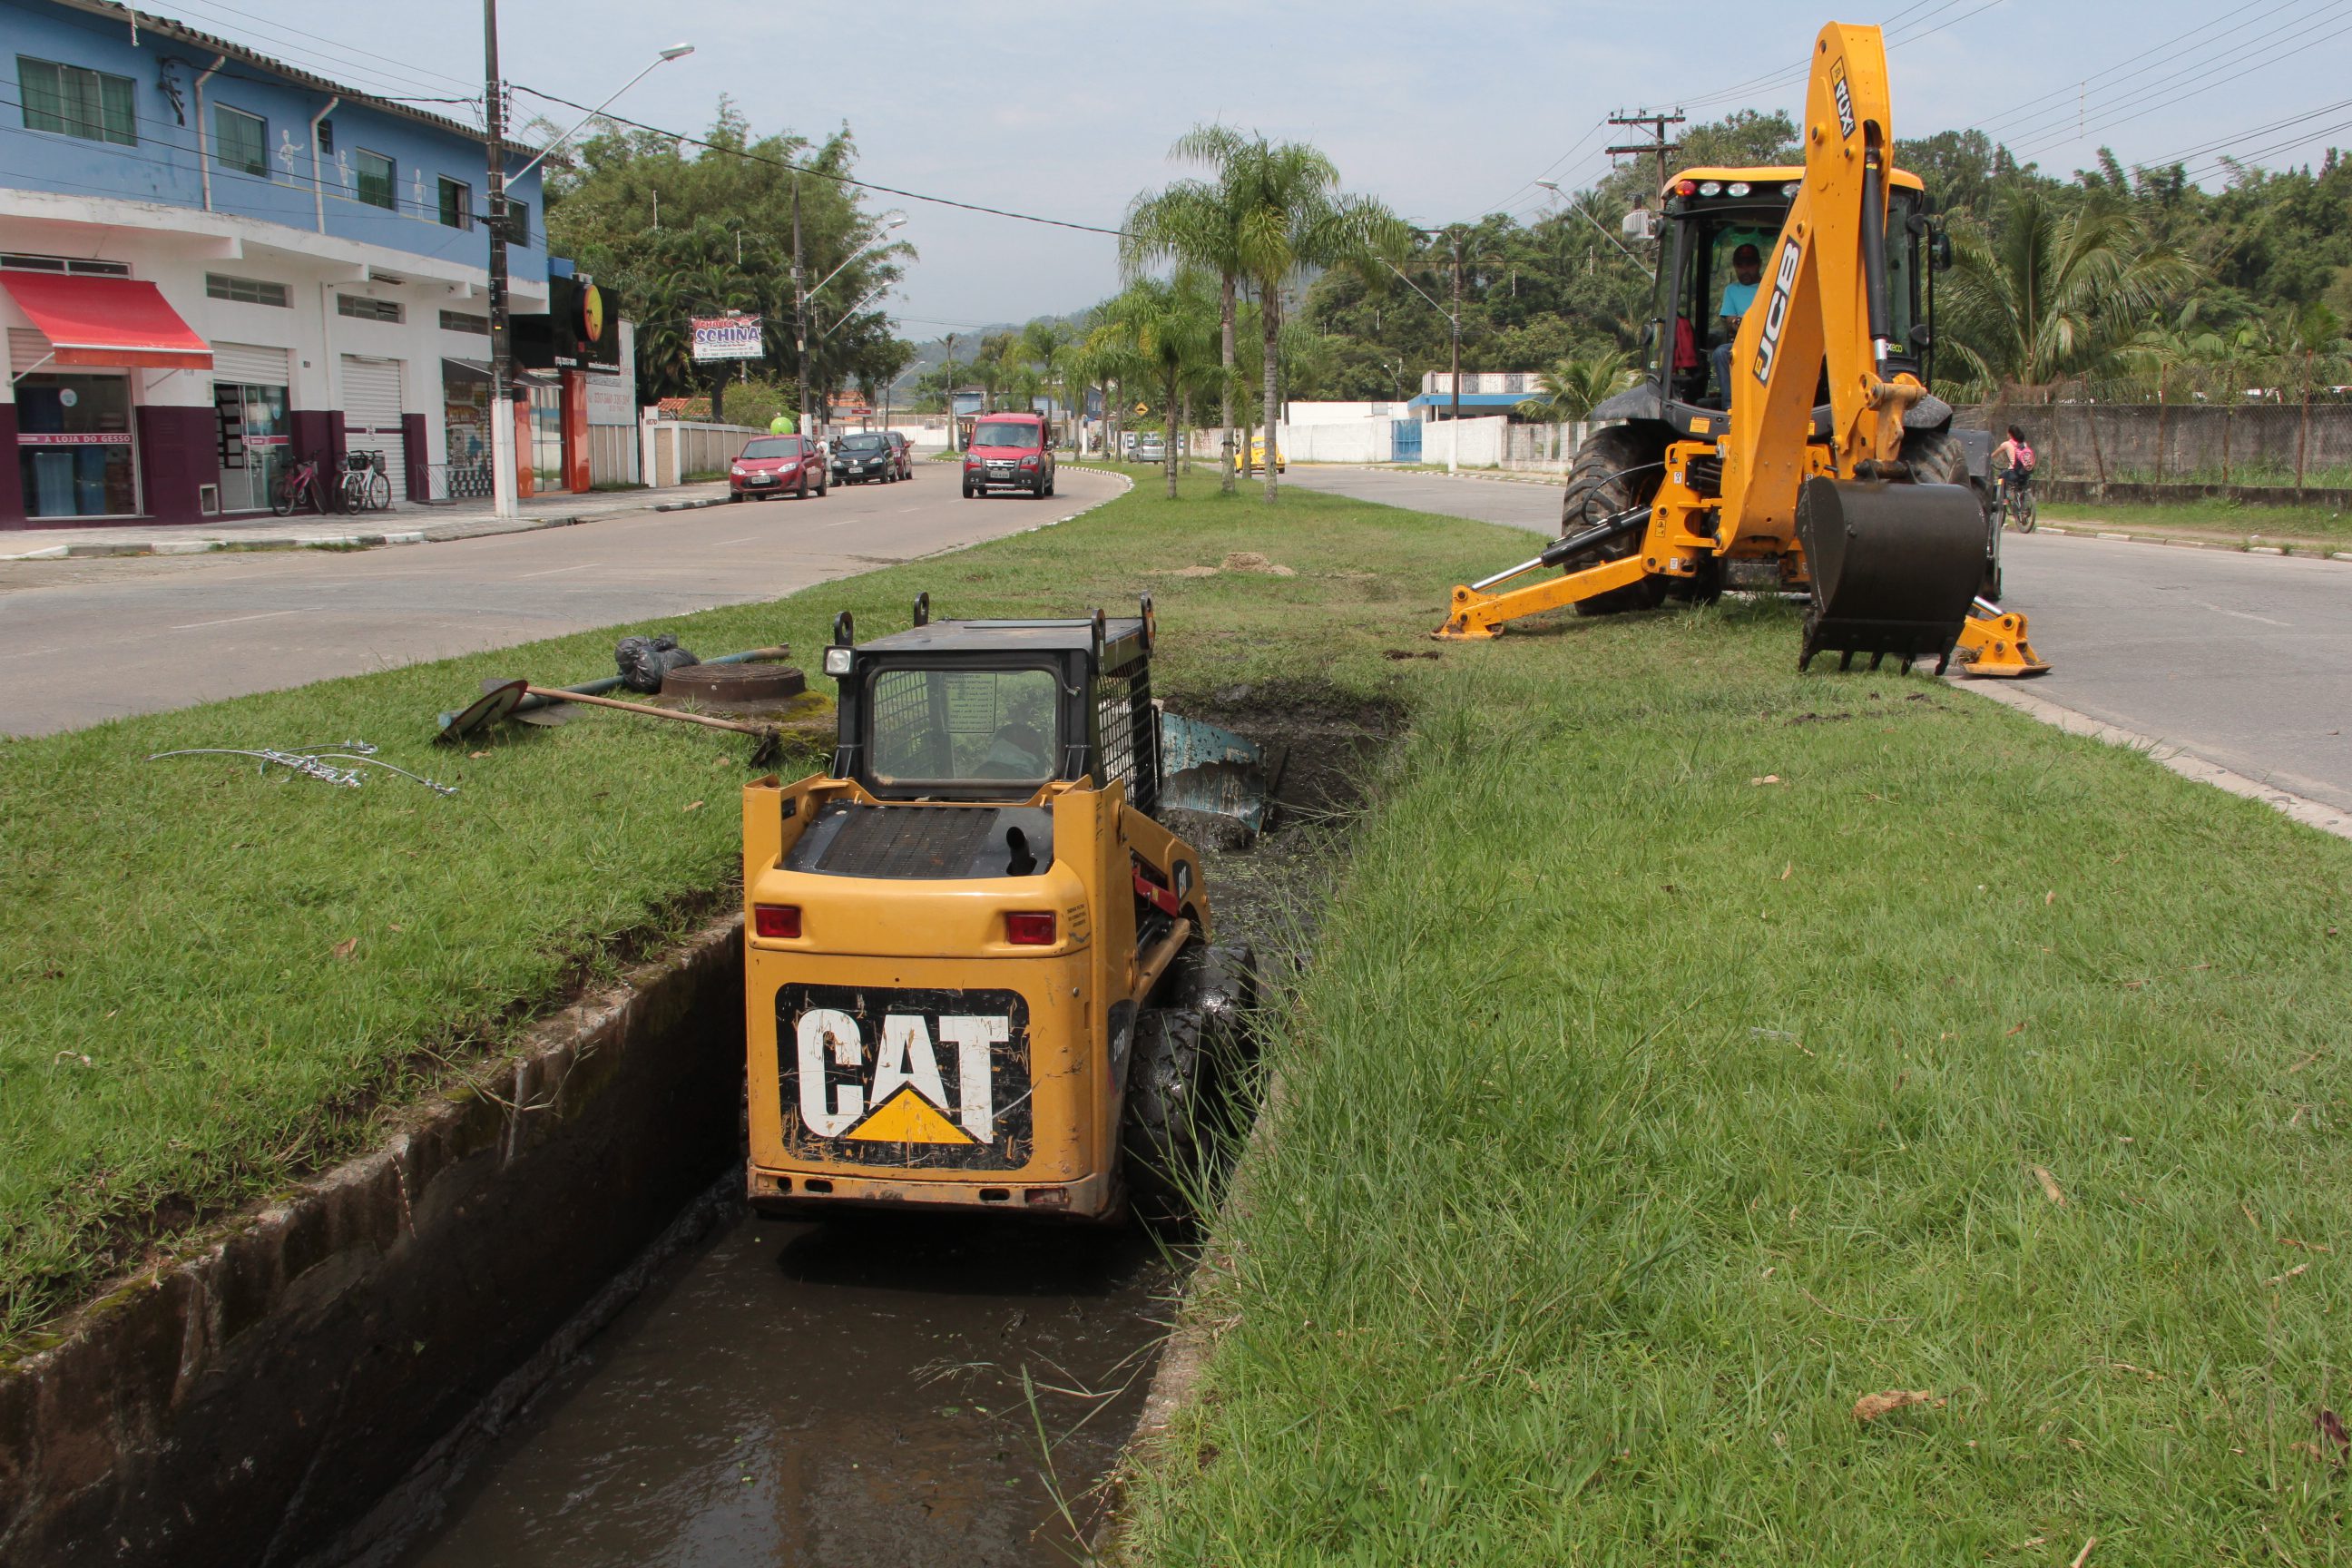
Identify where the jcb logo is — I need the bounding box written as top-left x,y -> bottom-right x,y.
1751,236 -> 1804,386
777,985 -> 1033,1170
1829,58 -> 1855,139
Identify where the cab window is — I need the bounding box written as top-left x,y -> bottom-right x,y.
869,666 -> 1059,786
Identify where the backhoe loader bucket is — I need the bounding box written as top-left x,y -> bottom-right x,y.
1794,477 -> 1987,674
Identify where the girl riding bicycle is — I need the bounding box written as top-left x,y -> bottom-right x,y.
1993,424 -> 2036,531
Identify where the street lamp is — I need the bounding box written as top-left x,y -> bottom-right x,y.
794,208 -> 906,441
482,16 -> 692,521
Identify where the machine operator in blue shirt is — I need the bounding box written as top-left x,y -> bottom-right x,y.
1711,242 -> 1764,408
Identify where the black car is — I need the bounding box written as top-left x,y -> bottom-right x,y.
830,430 -> 912,484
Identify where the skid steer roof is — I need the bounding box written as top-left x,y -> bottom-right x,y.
853,617 -> 1147,665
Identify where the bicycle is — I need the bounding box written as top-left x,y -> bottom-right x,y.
341,449 -> 392,513
1995,467 -> 2037,533
270,455 -> 330,516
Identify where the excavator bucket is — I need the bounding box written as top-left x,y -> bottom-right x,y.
1794,477 -> 1987,674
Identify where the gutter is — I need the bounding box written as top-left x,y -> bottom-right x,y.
309,95 -> 339,231
192,53 -> 226,212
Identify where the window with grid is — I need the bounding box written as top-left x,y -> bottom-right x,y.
1094,660 -> 1155,814
869,667 -> 1057,787
338,295 -> 403,323
214,104 -> 265,176
18,56 -> 135,146
437,176 -> 472,230
355,149 -> 396,211
4,253 -> 131,277
439,309 -> 488,335
505,200 -> 531,247
207,273 -> 289,308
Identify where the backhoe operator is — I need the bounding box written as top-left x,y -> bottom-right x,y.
1712,242 -> 1764,407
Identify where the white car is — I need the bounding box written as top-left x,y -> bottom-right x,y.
1134,433 -> 1167,464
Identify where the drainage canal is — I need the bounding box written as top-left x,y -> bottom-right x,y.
387,703 -> 1392,1567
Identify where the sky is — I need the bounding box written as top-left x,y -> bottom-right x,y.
133,0 -> 2352,338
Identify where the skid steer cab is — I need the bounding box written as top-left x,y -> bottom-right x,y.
741,594 -> 1255,1223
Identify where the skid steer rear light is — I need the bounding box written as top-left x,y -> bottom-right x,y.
1024,1187 -> 1070,1209
1005,911 -> 1056,946
754,904 -> 801,939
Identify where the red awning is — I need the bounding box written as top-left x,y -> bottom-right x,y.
2,272 -> 211,371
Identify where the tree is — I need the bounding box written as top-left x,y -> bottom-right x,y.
1092,272 -> 1218,498
1126,126 -> 1258,494
1941,189 -> 2193,396
1515,351 -> 1637,422
1216,136 -> 1408,498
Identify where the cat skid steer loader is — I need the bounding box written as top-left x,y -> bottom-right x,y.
1436,20 -> 2048,680
740,596 -> 1253,1222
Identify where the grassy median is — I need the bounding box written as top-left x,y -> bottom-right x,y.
2038,495 -> 2352,553
1121,592 -> 2352,1562
0,475 -> 1487,1354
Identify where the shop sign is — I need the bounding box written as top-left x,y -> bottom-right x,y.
691,315 -> 762,362
585,374 -> 635,427
15,432 -> 133,446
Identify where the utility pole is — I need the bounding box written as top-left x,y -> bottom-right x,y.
942,332 -> 957,452
483,0 -> 517,519
1447,228 -> 1462,473
1606,108 -> 1686,202
792,176 -> 809,442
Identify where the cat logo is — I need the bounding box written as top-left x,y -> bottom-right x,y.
776,985 -> 1033,1170
1828,57 -> 1855,141
1750,234 -> 1805,387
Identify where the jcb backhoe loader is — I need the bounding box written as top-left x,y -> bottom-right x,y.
1436,20 -> 2048,680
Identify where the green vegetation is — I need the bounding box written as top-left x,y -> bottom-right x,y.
0,475 -> 1497,1356
2038,495 -> 2352,550
1123,534 -> 2352,1563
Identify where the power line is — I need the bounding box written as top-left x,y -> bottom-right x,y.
509,85 -> 1126,240
1965,1 -> 2299,137
159,0 -> 484,95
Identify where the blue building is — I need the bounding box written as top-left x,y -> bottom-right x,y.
0,0 -> 619,527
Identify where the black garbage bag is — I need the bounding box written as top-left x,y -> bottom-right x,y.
615,633 -> 700,692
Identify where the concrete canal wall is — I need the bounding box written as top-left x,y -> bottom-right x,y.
0,919 -> 747,1567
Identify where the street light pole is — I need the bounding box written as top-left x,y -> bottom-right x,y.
1448,227 -> 1463,470
792,177 -> 808,440
483,0 -> 516,519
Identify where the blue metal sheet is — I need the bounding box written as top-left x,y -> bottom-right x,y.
1158,710 -> 1269,834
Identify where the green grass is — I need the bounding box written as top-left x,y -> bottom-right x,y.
0,475 -> 1504,1356
1121,596 -> 2352,1562
2040,495 -> 2352,551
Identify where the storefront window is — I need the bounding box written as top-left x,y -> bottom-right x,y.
527,378 -> 562,490
440,358 -> 491,499
213,379 -> 289,512
16,371 -> 137,518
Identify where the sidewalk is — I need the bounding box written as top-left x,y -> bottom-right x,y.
0,482 -> 733,560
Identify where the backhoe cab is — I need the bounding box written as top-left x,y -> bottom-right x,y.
1436,20 -> 2047,680
740,595 -> 1253,1223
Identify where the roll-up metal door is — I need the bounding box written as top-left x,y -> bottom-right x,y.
211,342 -> 289,387
10,328 -> 54,375
339,354 -> 406,495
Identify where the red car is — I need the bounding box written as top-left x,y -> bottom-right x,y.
730,435 -> 828,501
962,412 -> 1055,498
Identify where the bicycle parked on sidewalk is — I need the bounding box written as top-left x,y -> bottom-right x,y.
270,455 -> 330,516
340,449 -> 392,513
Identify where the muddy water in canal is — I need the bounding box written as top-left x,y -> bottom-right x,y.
400,1210 -> 1169,1567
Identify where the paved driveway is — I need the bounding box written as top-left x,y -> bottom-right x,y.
1288,467 -> 2352,813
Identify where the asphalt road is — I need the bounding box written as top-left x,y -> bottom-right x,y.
0,468 -> 1122,738
1288,467 -> 2352,813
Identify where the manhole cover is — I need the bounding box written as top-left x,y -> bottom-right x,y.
662,662 -> 807,702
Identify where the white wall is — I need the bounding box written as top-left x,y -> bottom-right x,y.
1271,418 -> 1394,464
1420,416 -> 1512,468
1284,399 -> 1407,426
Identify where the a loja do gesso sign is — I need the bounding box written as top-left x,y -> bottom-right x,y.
691,315 -> 763,362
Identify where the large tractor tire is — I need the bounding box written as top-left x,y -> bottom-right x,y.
1900,426 -> 2001,602
1558,423 -> 1670,616
1122,942 -> 1259,1219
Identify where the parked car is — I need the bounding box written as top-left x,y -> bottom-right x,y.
1234,436 -> 1285,475
1120,430 -> 1141,461
963,412 -> 1056,498
831,430 -> 911,484
730,435 -> 828,501
1134,432 -> 1168,465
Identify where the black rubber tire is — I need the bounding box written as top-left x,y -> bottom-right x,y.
728,492 -> 743,504
1122,942 -> 1259,1219
1899,426 -> 2000,600
271,481 -> 297,517
1558,422 -> 1670,616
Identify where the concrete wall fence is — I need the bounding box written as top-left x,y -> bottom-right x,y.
1956,399 -> 2352,490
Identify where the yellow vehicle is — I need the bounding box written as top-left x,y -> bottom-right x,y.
1436,21 -> 2046,680
740,595 -> 1255,1220
1234,436 -> 1285,475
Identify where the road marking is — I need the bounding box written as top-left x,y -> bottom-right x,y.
0,645 -> 63,663
2190,599 -> 2290,627
713,535 -> 760,546
169,608 -> 307,631
899,506 -> 921,513
515,562 -> 603,579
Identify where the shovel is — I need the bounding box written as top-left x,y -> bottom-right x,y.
519,685 -> 790,766
436,642 -> 791,741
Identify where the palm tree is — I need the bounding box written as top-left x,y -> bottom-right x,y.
1126,127 -> 1251,494
1219,137 -> 1409,499
1093,272 -> 1218,498
1941,189 -> 2193,397
1515,350 -> 1636,422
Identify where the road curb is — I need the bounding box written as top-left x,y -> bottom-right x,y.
1953,681 -> 2352,843
2034,524 -> 2349,562
0,494 -> 731,561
